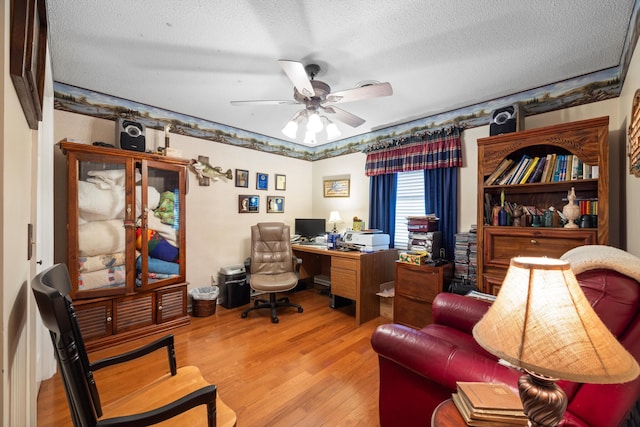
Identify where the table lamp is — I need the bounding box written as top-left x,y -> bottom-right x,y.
329,211 -> 342,233
472,257 -> 639,427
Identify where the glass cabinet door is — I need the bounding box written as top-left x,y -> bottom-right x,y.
136,160 -> 186,289
71,154 -> 134,298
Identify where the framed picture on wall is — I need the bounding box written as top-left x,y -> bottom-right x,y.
10,0 -> 48,130
323,179 -> 350,198
239,195 -> 259,213
275,174 -> 286,190
235,169 -> 249,187
257,172 -> 268,190
267,196 -> 285,213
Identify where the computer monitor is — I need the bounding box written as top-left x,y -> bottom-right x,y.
294,218 -> 326,240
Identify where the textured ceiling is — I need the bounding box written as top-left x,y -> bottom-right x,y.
46,1 -> 636,146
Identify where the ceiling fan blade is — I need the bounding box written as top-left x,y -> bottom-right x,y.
325,82 -> 393,104
323,106 -> 366,128
278,60 -> 315,98
230,100 -> 299,106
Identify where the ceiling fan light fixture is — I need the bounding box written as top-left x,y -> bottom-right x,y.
306,112 -> 323,133
325,120 -> 341,140
281,120 -> 299,139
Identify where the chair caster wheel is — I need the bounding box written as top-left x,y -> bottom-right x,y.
272,317 -> 279,324
298,307 -> 303,313
241,312 -> 248,318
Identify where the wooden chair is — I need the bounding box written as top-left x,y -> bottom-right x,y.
32,263 -> 236,427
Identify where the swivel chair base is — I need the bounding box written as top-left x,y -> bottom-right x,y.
241,293 -> 303,323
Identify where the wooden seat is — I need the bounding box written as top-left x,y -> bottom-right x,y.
32,263 -> 236,427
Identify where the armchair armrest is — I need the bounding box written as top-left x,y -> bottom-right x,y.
97,385 -> 217,427
91,334 -> 177,376
371,323 -> 520,390
293,256 -> 302,277
431,293 -> 492,335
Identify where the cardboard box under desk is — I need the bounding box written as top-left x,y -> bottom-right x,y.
378,281 -> 395,320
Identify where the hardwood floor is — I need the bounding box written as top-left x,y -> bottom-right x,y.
37,287 -> 388,426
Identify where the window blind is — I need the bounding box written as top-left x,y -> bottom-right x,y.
394,170 -> 425,249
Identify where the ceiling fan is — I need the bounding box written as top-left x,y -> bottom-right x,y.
231,60 -> 393,142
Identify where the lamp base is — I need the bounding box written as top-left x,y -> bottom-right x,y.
518,370 -> 567,427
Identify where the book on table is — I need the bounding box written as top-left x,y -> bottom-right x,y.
452,382 -> 528,426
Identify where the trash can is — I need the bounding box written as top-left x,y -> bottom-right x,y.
218,264 -> 250,309
189,286 -> 220,317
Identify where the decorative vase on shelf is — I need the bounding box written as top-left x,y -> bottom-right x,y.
562,187 -> 580,228
498,189 -> 509,226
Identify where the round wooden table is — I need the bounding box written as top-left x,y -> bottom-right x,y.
431,399 -> 466,427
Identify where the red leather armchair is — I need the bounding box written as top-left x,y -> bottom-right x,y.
371,247 -> 640,427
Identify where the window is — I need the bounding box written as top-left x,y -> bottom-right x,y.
394,170 -> 425,249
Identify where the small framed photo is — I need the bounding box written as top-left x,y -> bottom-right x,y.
239,195 -> 259,213
256,172 -> 268,190
235,169 -> 249,187
275,174 -> 286,190
267,196 -> 285,213
323,179 -> 350,198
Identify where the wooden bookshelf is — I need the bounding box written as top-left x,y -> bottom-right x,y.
476,117 -> 609,294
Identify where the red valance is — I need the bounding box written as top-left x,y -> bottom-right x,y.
365,127 -> 463,176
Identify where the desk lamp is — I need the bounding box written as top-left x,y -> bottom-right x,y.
473,257 -> 639,427
329,211 -> 342,233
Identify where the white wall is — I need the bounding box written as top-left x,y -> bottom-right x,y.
312,152 -> 370,233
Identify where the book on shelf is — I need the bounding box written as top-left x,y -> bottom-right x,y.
565,154 -> 573,181
559,154 -> 568,181
542,153 -> 556,182
488,152 -> 597,186
508,155 -> 532,184
526,156 -> 546,183
570,155 -> 583,180
551,154 -> 564,182
485,158 -> 514,185
518,156 -> 539,184
498,157 -> 525,185
452,382 -> 528,426
578,198 -> 598,215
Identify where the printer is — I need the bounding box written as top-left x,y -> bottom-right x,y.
340,231 -> 390,252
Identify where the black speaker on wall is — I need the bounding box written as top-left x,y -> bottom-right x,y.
116,118 -> 146,152
489,104 -> 524,136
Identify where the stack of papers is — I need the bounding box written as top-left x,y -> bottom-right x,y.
452,382 -> 528,426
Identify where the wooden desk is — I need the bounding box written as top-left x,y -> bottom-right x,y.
292,245 -> 397,325
431,399 -> 465,427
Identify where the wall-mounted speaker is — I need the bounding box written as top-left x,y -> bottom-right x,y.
116,118 -> 146,152
489,104 -> 524,136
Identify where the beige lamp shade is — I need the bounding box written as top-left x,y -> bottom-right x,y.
473,257 -> 639,384
329,211 -> 342,223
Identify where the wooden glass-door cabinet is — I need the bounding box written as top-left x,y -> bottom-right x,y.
60,140 -> 190,351
476,117 -> 610,295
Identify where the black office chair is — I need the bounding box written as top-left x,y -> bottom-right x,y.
241,222 -> 303,323
31,263 -> 236,427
